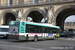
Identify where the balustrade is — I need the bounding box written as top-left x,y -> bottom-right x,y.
0,0 -> 74,7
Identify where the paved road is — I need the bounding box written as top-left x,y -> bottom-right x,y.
0,37 -> 75,50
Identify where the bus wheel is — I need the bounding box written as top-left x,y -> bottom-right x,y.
33,36 -> 38,42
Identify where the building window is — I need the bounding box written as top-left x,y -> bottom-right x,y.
10,0 -> 12,6
19,0 -> 24,5
38,0 -> 43,3
13,0 -> 18,5
1,0 -> 9,6
28,0 -> 34,4
34,0 -> 38,3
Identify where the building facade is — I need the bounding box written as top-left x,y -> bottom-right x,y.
64,22 -> 75,30
0,0 -> 75,31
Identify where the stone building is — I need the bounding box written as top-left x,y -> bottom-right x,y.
64,22 -> 75,30
0,0 -> 46,6
0,0 -> 75,31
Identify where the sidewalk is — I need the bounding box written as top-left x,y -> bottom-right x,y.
60,35 -> 75,40
65,35 -> 75,39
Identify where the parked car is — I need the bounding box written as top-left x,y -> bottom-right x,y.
0,25 -> 9,38
60,31 -> 67,37
68,28 -> 75,36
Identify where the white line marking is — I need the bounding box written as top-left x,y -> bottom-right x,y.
60,38 -> 75,40
0,45 -> 43,50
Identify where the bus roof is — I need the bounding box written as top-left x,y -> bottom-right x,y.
10,21 -> 60,29
25,22 -> 60,29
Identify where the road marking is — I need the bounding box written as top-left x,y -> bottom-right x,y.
67,38 -> 75,40
60,38 -> 75,40
0,45 -> 43,50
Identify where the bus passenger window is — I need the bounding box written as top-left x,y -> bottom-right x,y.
26,25 -> 34,33
38,27 -> 41,33
52,29 -> 56,33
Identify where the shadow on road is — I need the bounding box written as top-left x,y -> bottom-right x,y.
60,35 -> 75,39
9,39 -> 57,43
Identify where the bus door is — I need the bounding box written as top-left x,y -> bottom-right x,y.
42,27 -> 47,39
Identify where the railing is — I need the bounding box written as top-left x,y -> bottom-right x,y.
0,0 -> 74,7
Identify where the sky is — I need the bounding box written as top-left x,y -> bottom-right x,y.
65,15 -> 75,22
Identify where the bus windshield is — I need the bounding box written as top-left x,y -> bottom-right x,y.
0,28 -> 9,32
9,26 -> 19,33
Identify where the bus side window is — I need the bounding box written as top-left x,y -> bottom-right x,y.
43,27 -> 45,33
34,26 -> 37,33
26,25 -> 30,30
40,27 -> 46,33
45,27 -> 48,33
26,25 -> 34,33
52,28 -> 56,33
56,29 -> 60,33
41,27 -> 43,33
50,28 -> 52,33
48,28 -> 51,33
33,26 -> 41,33
30,25 -> 34,33
26,25 -> 30,33
38,26 -> 41,33
45,27 -> 49,33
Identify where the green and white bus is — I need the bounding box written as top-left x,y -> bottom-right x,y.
8,21 -> 60,41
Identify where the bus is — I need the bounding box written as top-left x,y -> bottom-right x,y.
8,21 -> 60,41
0,25 -> 9,38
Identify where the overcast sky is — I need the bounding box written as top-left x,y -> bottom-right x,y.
65,15 -> 75,22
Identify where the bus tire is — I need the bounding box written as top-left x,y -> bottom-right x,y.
33,36 -> 38,42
